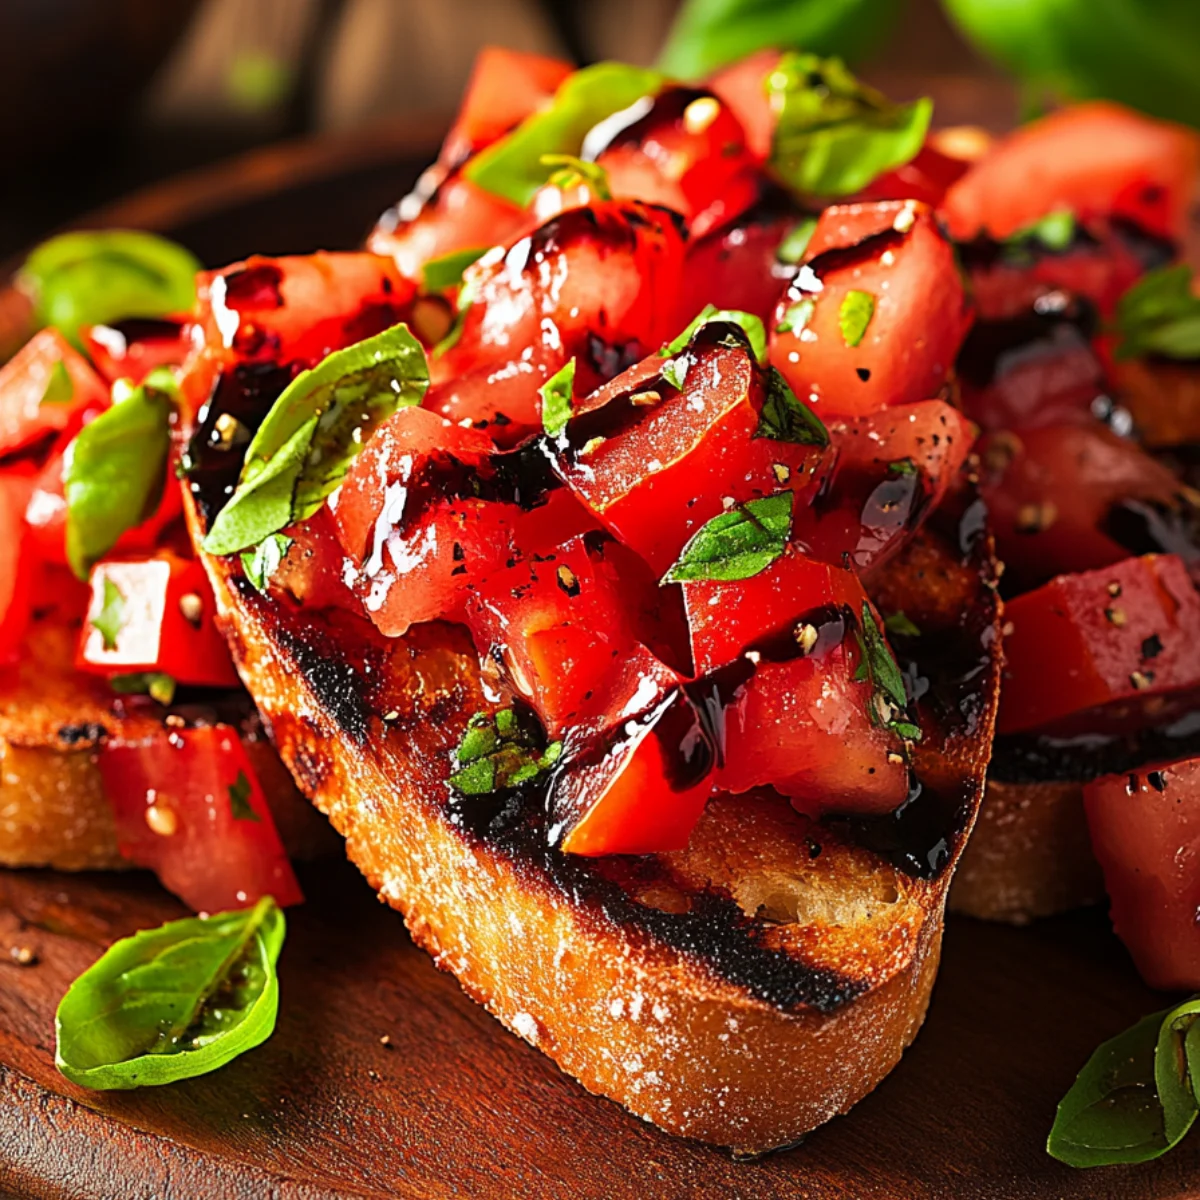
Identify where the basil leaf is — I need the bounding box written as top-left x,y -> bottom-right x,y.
1114,265 -> 1200,362
19,230 -> 199,350
888,457 -> 917,475
421,247 -> 489,293
884,610 -> 921,637
110,672 -> 176,706
859,603 -> 908,710
465,63 -> 664,207
540,154 -> 613,200
658,0 -> 900,80
663,492 -> 793,583
540,358 -> 576,440
1005,210 -> 1077,254
754,368 -> 829,446
768,52 -> 932,198
228,771 -> 261,822
241,533 -> 293,594
55,897 -> 285,1091
64,377 -> 173,580
775,297 -> 816,337
41,360 -> 75,406
92,577 -> 126,651
663,304 -> 768,364
776,217 -> 819,265
1155,996 -> 1200,1147
450,710 -> 563,796
839,290 -> 876,347
203,325 -> 428,557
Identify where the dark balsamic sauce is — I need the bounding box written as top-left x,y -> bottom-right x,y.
580,86 -> 713,160
1104,497 -> 1200,568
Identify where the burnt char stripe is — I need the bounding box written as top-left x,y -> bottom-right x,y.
273,620 -> 372,747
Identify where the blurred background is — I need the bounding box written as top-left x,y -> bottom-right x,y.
0,0 -> 1006,260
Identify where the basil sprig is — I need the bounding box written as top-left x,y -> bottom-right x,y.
768,52 -> 932,198
464,62 -> 664,207
663,491 -> 793,583
1049,995 -> 1200,1167
203,325 -> 429,557
664,304 -> 768,364
540,358 -> 577,440
20,229 -> 199,349
755,369 -> 829,446
63,372 -> 174,580
110,672 -> 176,705
55,897 -> 285,1091
449,709 -> 563,796
1114,265 -> 1200,362
855,603 -> 921,740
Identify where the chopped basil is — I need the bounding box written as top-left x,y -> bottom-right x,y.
1114,265 -> 1200,362
888,456 -> 917,475
20,229 -> 199,349
420,247 -> 489,293
661,356 -> 689,390
663,304 -> 768,363
775,297 -> 816,336
449,709 -> 563,796
1005,209 -> 1076,254
839,289 -> 876,347
663,492 -> 793,583
776,217 -> 819,265
755,368 -> 829,447
110,672 -> 176,706
857,603 -> 921,741
228,771 -> 261,822
540,358 -> 577,440
884,610 -> 921,637
464,62 -> 664,207
767,53 -> 931,199
540,153 -> 613,200
203,325 -> 429,557
55,897 -> 285,1090
241,533 -> 294,594
41,360 -> 74,405
64,376 -> 174,579
92,577 -> 126,651
1048,996 -> 1200,1167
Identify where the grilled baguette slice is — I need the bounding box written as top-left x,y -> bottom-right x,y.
191,479 -> 1001,1152
0,571 -> 332,870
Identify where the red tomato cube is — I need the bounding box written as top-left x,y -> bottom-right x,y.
83,317 -> 188,386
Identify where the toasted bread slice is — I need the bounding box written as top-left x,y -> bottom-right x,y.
189,467 -> 1001,1151
0,573 -> 333,870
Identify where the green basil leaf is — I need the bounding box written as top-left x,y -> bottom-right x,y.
776,217 -> 819,265
884,610 -> 921,637
540,358 -> 577,440
775,297 -> 816,337
1005,210 -> 1077,254
227,771 -> 261,823
663,492 -> 793,583
203,324 -> 429,557
240,533 -> 293,594
540,154 -> 613,200
63,377 -> 173,580
449,710 -> 563,796
55,897 -> 285,1091
768,53 -> 932,198
888,457 -> 917,475
41,360 -> 75,406
858,602 -> 909,710
92,577 -> 127,651
109,672 -> 176,706
663,304 -> 768,364
658,0 -> 900,81
421,247 -> 489,293
1155,995 -> 1200,1147
1114,265 -> 1200,362
19,230 -> 200,350
465,63 -> 665,207
754,368 -> 829,446
839,289 -> 876,347
662,356 -> 689,391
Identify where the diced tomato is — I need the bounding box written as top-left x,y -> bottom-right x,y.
76,551 -> 239,689
707,49 -> 781,162
978,423 -> 1197,593
941,102 -> 1200,245
258,508 -> 358,612
464,536 -> 679,741
861,143 -> 971,208
0,472 -> 36,664
552,689 -> 716,856
0,328 -> 109,459
333,406 -> 595,636
440,46 -> 573,168
1084,759 -> 1200,991
83,317 -> 188,386
799,400 -> 975,572
98,725 -> 303,912
769,200 -> 973,420
998,554 -> 1200,737
426,201 -> 687,444
554,335 -> 830,575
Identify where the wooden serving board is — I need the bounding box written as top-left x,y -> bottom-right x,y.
2,98 -> 1200,1200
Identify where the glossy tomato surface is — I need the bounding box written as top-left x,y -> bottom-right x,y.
0,471 -> 35,665
82,317 -> 189,386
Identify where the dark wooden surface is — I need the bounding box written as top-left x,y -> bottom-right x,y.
3,100 -> 1200,1200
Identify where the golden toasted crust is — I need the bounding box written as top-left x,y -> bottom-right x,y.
192,480 -> 1001,1151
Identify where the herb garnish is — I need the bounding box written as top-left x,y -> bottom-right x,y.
241,533 -> 294,594
203,325 -> 429,557
856,603 -> 921,740
776,217 -> 819,265
92,577 -> 127,651
540,358 -> 577,440
1003,209 -> 1077,255
663,304 -> 768,363
663,492 -> 793,583
228,771 -> 261,822
41,360 -> 74,406
755,368 -> 829,447
110,672 -> 176,706
540,153 -> 613,199
1113,265 -> 1200,362
55,897 -> 285,1090
884,610 -> 921,637
449,709 -> 563,796
421,247 -> 489,293
775,297 -> 816,337
839,289 -> 876,347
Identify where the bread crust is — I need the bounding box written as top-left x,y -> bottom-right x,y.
191,477 -> 1001,1151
